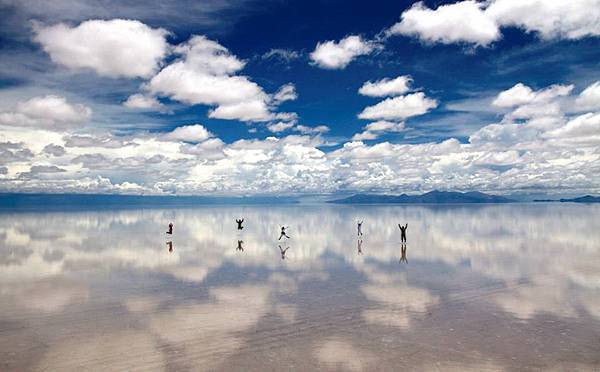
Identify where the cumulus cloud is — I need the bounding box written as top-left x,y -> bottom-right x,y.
493,83 -> 573,108
387,0 -> 600,46
267,121 -> 295,133
486,0 -> 600,40
162,124 -> 213,143
42,144 -> 66,157
575,81 -> 600,111
1,80 -> 599,195
365,121 -> 405,132
545,112 -> 600,141
352,121 -> 405,141
123,94 -> 164,110
352,131 -> 379,141
33,19 -> 170,78
358,92 -> 437,121
0,95 -> 91,129
387,1 -> 500,46
294,125 -> 330,135
147,35 -> 281,122
272,83 -> 298,105
0,142 -> 34,163
358,76 -> 412,97
310,35 -> 376,69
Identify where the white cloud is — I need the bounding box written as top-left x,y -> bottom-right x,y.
123,94 -> 164,110
388,0 -> 600,46
267,121 -> 295,133
1,81 -> 599,195
492,83 -> 574,118
34,19 -> 169,78
365,120 -> 405,132
272,83 -> 298,105
0,95 -> 91,129
310,35 -> 376,69
294,125 -> 330,135
486,0 -> 600,40
261,48 -> 301,62
358,92 -> 437,121
351,121 -> 405,142
162,124 -> 213,143
352,131 -> 379,141
147,35 -> 273,122
492,83 -> 536,107
358,76 -> 412,97
387,1 -> 500,46
575,81 -> 600,111
545,112 -> 600,140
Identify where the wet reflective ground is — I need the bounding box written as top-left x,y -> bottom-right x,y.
1,204 -> 599,371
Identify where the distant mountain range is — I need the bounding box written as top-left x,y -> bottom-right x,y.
533,195 -> 600,203
534,195 -> 600,203
560,195 -> 600,203
330,190 -> 515,204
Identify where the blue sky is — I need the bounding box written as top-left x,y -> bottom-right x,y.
0,0 -> 599,196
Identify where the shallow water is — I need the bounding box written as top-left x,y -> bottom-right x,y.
1,204 -> 599,371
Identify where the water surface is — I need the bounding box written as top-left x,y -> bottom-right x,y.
1,204 -> 599,371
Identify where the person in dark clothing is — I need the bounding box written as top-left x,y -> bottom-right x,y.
357,220 -> 363,236
278,226 -> 290,240
279,245 -> 290,260
236,240 -> 244,251
166,241 -> 173,253
166,223 -> 173,235
236,218 -> 244,230
357,239 -> 363,255
398,223 -> 408,242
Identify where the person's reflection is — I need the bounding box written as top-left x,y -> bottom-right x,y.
166,240 -> 173,253
279,244 -> 290,260
357,239 -> 363,255
236,240 -> 244,252
400,243 -> 408,264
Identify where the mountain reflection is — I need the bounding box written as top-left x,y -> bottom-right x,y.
0,204 -> 599,370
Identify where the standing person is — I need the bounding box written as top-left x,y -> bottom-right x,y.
357,220 -> 363,237
398,223 -> 408,242
236,218 -> 244,230
166,223 -> 173,235
278,226 -> 290,240
236,240 -> 244,251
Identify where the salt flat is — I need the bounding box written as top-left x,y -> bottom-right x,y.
1,204 -> 599,371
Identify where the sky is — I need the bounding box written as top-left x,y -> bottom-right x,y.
0,0 -> 599,197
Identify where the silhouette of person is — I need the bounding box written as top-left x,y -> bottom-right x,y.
398,223 -> 408,242
357,220 -> 363,236
357,239 -> 363,255
166,222 -> 173,235
400,243 -> 407,264
279,245 -> 290,260
236,218 -> 244,230
236,240 -> 244,251
278,226 -> 290,240
166,241 -> 173,253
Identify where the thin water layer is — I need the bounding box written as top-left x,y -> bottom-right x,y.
0,204 -> 599,371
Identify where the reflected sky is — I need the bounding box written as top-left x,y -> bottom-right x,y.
1,204 -> 599,371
